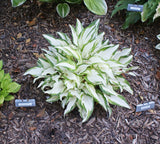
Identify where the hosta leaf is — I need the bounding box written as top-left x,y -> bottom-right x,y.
100,84 -> 118,96
4,95 -> 14,101
141,0 -> 158,22
7,82 -> 21,93
38,58 -> 51,68
76,64 -> 89,74
157,34 -> 160,40
43,34 -> 68,47
119,55 -> 133,65
112,48 -> 131,61
78,19 -> 100,47
41,67 -> 56,75
46,95 -> 59,103
24,67 -> 43,77
64,80 -> 75,89
56,3 -> 70,18
69,25 -> 78,46
155,43 -> 160,50
85,83 -> 107,111
0,70 -> 4,82
106,95 -> 130,109
57,32 -> 72,44
96,44 -> 119,60
76,19 -> 84,36
45,54 -> 57,66
64,97 -> 77,115
117,76 -> 133,94
56,60 -> 76,70
81,95 -> 94,122
85,69 -> 105,85
153,3 -> 160,20
84,0 -> 107,15
11,0 -> 26,7
69,89 -> 81,100
44,80 -> 65,95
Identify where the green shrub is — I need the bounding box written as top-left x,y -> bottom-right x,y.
0,60 -> 21,105
24,19 -> 137,122
156,34 -> 160,50
11,0 -> 107,18
112,0 -> 160,29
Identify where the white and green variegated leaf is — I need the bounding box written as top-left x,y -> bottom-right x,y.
96,44 -> 119,60
78,19 -> 99,47
43,34 -> 68,47
153,3 -> 160,20
112,48 -> 131,61
44,80 -> 65,95
57,32 -> 72,44
64,97 -> 77,115
24,67 -> 43,77
81,95 -> 94,122
76,19 -> 84,36
25,19 -> 136,122
56,60 -> 76,70
56,3 -> 70,18
117,76 -> 133,94
69,25 -> 78,46
106,94 -> 130,109
156,34 -> 160,50
46,95 -> 59,103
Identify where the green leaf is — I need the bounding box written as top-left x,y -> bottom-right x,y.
111,0 -> 135,17
7,82 -> 21,93
0,96 -> 4,105
65,0 -> 82,4
56,3 -> 70,18
0,60 -> 3,70
84,0 -> 107,15
0,70 -> 4,82
122,12 -> 141,29
11,0 -> 26,7
4,95 -> 14,101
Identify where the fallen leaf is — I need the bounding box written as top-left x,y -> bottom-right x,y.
29,127 -> 37,131
17,33 -> 22,39
155,70 -> 160,80
36,108 -> 45,118
26,38 -> 31,44
26,18 -> 37,26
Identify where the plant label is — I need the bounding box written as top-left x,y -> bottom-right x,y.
136,101 -> 155,112
127,4 -> 143,12
15,99 -> 36,107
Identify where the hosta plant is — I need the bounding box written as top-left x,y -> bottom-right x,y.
11,0 -> 107,18
0,60 -> 21,105
156,34 -> 160,50
112,0 -> 160,29
24,19 -> 137,122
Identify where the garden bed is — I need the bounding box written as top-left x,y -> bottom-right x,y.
0,0 -> 160,143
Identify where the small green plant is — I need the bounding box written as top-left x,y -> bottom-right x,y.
112,0 -> 160,29
0,60 -> 21,105
156,34 -> 160,50
11,0 -> 107,18
24,19 -> 137,122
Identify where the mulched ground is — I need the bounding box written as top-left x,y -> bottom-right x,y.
0,0 -> 160,143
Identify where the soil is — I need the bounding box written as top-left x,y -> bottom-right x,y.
0,0 -> 160,144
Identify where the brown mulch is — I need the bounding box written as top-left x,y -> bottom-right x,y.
0,0 -> 160,143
